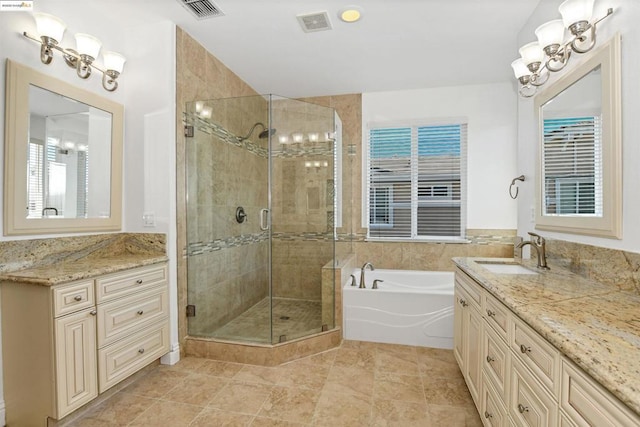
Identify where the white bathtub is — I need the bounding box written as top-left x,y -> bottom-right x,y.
343,269 -> 455,349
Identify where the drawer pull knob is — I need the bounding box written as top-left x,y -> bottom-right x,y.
74,295 -> 83,301
135,279 -> 143,284
137,310 -> 144,315
459,299 -> 468,307
518,403 -> 529,414
520,344 -> 531,354
486,309 -> 495,317
484,411 -> 493,419
90,310 -> 97,316
486,355 -> 495,363
138,348 -> 145,354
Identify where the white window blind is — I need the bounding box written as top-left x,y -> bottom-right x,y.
366,122 -> 467,239
542,116 -> 601,216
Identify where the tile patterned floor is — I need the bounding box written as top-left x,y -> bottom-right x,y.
68,340 -> 482,426
210,298 -> 323,344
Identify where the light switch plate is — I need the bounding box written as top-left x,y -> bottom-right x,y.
142,212 -> 155,227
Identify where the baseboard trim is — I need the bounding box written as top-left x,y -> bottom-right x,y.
160,343 -> 180,365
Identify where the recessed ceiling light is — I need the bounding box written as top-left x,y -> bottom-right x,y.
339,6 -> 363,23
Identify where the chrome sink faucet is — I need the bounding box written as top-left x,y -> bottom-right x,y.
516,232 -> 550,270
360,262 -> 374,288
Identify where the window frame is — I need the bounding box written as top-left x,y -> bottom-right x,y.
362,118 -> 468,242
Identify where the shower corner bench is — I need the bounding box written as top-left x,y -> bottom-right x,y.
0,256 -> 169,426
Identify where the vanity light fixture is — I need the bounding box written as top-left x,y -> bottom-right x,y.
512,0 -> 613,97
24,12 -> 126,92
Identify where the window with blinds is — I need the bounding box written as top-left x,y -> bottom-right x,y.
542,116 -> 601,216
366,122 -> 467,239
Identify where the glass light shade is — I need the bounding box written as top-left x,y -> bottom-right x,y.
559,0 -> 595,27
535,20 -> 566,49
103,51 -> 126,73
34,13 -> 66,42
511,59 -> 530,78
278,135 -> 290,144
292,132 -> 304,143
519,42 -> 544,66
75,33 -> 102,59
308,132 -> 319,142
201,106 -> 212,119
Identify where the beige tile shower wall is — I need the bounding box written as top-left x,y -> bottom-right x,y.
271,239 -> 334,300
187,242 -> 268,336
176,27 -> 265,350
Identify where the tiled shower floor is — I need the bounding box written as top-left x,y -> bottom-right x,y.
210,297 -> 323,344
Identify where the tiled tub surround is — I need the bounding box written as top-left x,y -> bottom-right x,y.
453,256 -> 640,417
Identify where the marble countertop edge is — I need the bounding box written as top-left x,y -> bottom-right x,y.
0,254 -> 168,286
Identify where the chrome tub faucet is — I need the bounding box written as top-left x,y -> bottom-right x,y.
360,262 -> 374,288
516,232 -> 550,270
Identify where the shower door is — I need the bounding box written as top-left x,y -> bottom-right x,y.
185,95 -> 336,345
185,95 -> 272,344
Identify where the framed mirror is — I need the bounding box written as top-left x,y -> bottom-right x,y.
4,59 -> 123,235
534,34 -> 621,239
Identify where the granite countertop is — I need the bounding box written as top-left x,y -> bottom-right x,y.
453,256 -> 640,416
0,254 -> 168,286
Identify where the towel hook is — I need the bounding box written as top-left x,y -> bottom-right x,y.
509,175 -> 525,199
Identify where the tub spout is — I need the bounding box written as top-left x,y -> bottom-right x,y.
360,262 -> 374,288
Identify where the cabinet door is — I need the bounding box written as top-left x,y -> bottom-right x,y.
54,308 -> 98,418
466,303 -> 483,407
454,286 -> 466,368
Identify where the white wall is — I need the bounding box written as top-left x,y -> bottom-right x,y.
516,0 -> 640,251
362,83 -> 519,231
0,3 -> 178,422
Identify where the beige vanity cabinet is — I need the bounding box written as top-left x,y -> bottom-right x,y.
1,262 -> 169,426
454,271 -> 483,409
453,267 -> 640,427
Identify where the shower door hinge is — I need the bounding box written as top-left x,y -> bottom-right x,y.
186,304 -> 196,317
184,125 -> 194,137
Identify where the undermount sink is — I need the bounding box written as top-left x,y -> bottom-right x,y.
477,262 -> 538,275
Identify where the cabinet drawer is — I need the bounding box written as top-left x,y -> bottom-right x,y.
483,322 -> 509,401
511,316 -> 560,398
510,357 -> 557,427
98,320 -> 170,393
560,360 -> 640,427
52,280 -> 95,318
455,270 -> 482,309
97,286 -> 169,347
96,264 -> 167,302
484,292 -> 510,340
481,372 -> 508,427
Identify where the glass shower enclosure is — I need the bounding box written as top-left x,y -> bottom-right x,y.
185,95 -> 337,345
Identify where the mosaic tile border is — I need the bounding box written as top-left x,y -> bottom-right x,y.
342,231 -> 516,244
184,112 -> 334,160
185,112 -> 268,158
187,231 -> 269,256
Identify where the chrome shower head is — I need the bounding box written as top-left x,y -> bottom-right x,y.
258,128 -> 276,139
240,122 -> 276,141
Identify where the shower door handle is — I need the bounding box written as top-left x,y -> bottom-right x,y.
260,208 -> 270,231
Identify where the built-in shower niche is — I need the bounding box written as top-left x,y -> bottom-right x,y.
184,94 -> 339,357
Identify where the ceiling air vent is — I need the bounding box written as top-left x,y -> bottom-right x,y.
177,0 -> 224,19
297,11 -> 332,33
